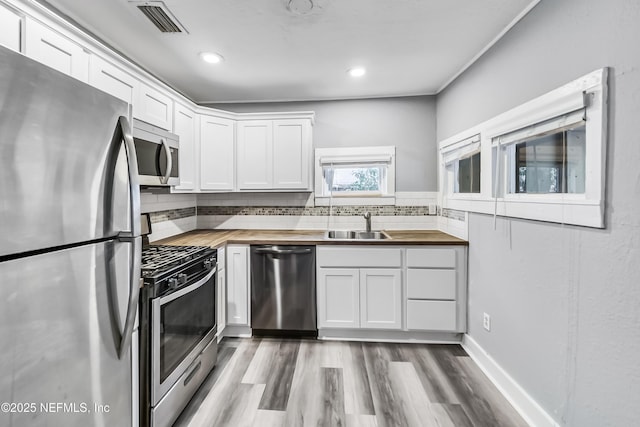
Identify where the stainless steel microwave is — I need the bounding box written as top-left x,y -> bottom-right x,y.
132,119 -> 180,186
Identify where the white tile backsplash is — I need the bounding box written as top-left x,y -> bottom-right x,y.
141,193 -> 197,214
148,216 -> 198,242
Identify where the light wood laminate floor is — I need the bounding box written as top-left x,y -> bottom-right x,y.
174,338 -> 528,427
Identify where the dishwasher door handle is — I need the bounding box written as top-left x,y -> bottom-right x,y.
254,247 -> 313,255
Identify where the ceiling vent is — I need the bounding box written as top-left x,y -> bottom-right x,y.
130,1 -> 188,33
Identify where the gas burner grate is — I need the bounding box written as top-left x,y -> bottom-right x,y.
141,245 -> 210,277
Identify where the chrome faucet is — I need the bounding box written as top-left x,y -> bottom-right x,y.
363,211 -> 372,233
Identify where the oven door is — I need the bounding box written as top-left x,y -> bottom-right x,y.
151,267 -> 216,405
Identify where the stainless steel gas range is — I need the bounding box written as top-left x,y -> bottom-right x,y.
139,244 -> 218,427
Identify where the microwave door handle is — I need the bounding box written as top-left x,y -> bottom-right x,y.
115,116 -> 142,359
160,138 -> 172,185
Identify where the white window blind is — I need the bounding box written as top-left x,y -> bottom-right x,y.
493,107 -> 585,147
442,134 -> 481,165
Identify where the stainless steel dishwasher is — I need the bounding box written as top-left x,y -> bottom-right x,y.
250,245 -> 317,337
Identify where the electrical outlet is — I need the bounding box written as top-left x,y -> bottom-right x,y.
428,203 -> 437,215
483,312 -> 491,332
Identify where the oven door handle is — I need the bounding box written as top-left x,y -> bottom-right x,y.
158,266 -> 217,305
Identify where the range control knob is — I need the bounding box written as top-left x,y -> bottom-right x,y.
178,273 -> 187,284
204,259 -> 212,269
168,277 -> 179,289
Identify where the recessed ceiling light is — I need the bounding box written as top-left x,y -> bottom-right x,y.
348,67 -> 366,77
200,52 -> 223,64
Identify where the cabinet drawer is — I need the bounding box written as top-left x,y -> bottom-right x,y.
406,248 -> 456,268
407,300 -> 456,331
317,247 -> 402,268
407,269 -> 456,300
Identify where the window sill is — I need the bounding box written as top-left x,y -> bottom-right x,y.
443,197 -> 604,228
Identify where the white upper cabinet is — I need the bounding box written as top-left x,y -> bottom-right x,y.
273,119 -> 311,189
172,103 -> 197,191
24,17 -> 88,82
88,55 -> 138,105
237,120 -> 273,189
237,118 -> 312,191
200,114 -> 235,191
0,3 -> 21,52
135,82 -> 173,130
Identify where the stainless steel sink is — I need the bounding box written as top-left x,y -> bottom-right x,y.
325,230 -> 389,240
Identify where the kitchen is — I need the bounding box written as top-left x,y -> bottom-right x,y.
0,0 -> 638,427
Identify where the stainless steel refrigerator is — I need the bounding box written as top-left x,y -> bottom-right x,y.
0,46 -> 141,426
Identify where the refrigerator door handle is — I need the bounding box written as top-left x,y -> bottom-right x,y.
115,115 -> 142,359
117,115 -> 141,238
160,138 -> 172,185
118,236 -> 141,359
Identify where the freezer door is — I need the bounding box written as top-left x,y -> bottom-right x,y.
0,46 -> 134,257
0,240 -> 135,427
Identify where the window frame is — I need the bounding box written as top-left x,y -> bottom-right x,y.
438,68 -> 608,228
314,146 -> 396,206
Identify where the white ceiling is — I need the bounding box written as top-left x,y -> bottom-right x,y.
41,0 -> 538,104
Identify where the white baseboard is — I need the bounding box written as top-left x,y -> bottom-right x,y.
462,335 -> 560,427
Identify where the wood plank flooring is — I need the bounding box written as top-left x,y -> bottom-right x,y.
174,338 -> 528,427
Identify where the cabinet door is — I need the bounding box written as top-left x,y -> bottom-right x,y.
172,104 -> 197,191
216,267 -> 226,340
135,83 -> 173,130
360,269 -> 402,329
237,120 -> 273,189
272,119 -> 311,189
89,55 -> 138,105
317,268 -> 360,329
226,245 -> 249,325
200,115 -> 235,190
0,3 -> 21,52
24,17 -> 88,82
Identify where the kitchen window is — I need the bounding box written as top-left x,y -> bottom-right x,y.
438,68 -> 608,228
315,146 -> 396,205
441,134 -> 482,199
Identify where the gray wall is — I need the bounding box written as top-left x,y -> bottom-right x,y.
437,0 -> 640,426
207,96 -> 437,191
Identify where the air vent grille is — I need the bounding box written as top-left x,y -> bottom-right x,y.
137,5 -> 183,33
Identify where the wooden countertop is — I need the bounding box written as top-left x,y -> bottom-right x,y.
155,229 -> 467,248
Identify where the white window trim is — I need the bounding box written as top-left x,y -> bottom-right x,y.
438,68 -> 608,228
315,146 -> 396,206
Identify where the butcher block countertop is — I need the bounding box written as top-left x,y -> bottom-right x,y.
155,229 -> 467,248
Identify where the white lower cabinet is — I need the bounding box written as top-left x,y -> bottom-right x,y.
317,268 -> 360,328
405,247 -> 466,332
317,246 -> 403,330
407,300 -> 457,331
360,269 -> 402,329
317,245 -> 467,334
317,267 -> 402,330
226,245 -> 249,325
216,262 -> 226,340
